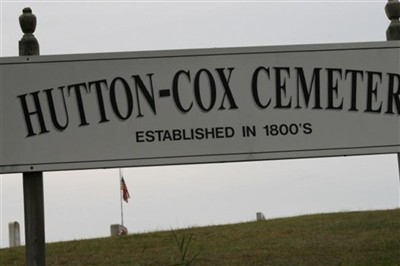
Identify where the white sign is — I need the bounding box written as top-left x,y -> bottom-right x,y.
1,41 -> 399,173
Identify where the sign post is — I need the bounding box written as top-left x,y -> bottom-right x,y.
0,5 -> 398,265
385,0 -> 400,178
19,8 -> 46,266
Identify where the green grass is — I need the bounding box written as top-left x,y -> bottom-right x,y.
1,209 -> 399,265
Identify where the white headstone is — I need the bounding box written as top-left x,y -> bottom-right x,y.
8,221 -> 21,247
110,224 -> 128,236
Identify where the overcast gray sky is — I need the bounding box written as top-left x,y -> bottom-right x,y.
1,0 -> 399,248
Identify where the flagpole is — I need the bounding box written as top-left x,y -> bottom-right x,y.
119,168 -> 124,226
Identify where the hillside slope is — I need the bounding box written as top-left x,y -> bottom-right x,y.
1,209 -> 399,265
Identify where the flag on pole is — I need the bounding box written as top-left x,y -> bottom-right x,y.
120,177 -> 130,203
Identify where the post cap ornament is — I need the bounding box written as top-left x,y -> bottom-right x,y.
385,0 -> 400,40
19,7 -> 39,56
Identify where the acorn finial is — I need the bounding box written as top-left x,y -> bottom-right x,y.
19,7 -> 37,34
385,0 -> 400,40
19,7 -> 39,56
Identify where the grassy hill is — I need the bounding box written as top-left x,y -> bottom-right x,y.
1,209 -> 399,265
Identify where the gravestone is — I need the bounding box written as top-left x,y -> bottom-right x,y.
256,212 -> 266,221
9,221 -> 21,247
110,224 -> 128,236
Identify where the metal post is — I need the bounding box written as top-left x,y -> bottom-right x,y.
119,168 -> 124,226
19,7 -> 46,266
385,1 -> 400,182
